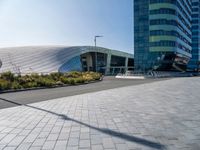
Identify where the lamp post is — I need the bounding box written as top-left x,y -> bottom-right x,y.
94,35 -> 103,47
94,35 -> 103,72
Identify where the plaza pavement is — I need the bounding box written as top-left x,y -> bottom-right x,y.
0,77 -> 200,150
0,77 -> 166,109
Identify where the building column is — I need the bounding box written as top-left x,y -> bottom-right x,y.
106,53 -> 111,75
125,57 -> 129,73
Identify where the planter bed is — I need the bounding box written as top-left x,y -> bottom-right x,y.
0,71 -> 103,93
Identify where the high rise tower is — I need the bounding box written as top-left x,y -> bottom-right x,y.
188,0 -> 200,71
134,0 -> 192,72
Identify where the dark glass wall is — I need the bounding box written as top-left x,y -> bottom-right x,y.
134,0 -> 192,72
134,0 -> 150,72
110,55 -> 125,67
188,0 -> 200,71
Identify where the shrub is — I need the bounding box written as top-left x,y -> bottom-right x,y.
50,72 -> 63,81
60,77 -> 85,85
0,79 -> 11,90
16,77 -> 27,85
30,73 -> 40,79
60,77 -> 76,85
0,71 -> 102,91
65,71 -> 82,78
0,71 -> 15,81
74,77 -> 85,84
22,82 -> 38,88
55,81 -> 64,86
86,72 -> 101,80
16,75 -> 35,85
11,81 -> 22,89
36,77 -> 55,87
82,73 -> 93,81
68,78 -> 75,85
60,76 -> 69,84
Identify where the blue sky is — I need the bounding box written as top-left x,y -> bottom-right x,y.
0,0 -> 133,53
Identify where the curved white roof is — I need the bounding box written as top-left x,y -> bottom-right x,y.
0,46 -> 133,74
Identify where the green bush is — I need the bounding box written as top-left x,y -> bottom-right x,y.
11,81 -> 22,89
50,72 -> 63,81
16,76 -> 34,85
36,77 -> 55,87
65,71 -> 82,78
0,71 -> 102,91
55,81 -> 64,86
87,72 -> 101,80
74,77 -> 85,84
0,71 -> 15,81
30,73 -> 40,79
82,72 -> 94,81
68,78 -> 75,85
60,77 -> 76,85
60,76 -> 70,84
0,79 -> 11,90
22,82 -> 38,88
16,77 -> 26,85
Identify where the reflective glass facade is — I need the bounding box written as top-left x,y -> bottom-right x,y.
134,0 -> 192,72
188,0 -> 200,71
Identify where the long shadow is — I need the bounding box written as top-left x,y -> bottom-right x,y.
0,97 -> 166,150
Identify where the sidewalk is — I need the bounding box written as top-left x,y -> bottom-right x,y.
0,77 -> 200,150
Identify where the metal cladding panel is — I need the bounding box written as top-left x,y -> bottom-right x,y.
0,46 -> 133,74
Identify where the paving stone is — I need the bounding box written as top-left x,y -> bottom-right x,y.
92,145 -> 104,150
71,126 -> 80,132
10,129 -> 23,134
0,134 -> 17,145
67,138 -> 79,146
32,138 -> 46,147
18,130 -> 31,136
1,128 -> 14,133
54,140 -> 68,150
81,127 -> 90,133
58,132 -> 70,140
23,133 -> 38,143
3,147 -> 17,150
29,147 -> 43,150
42,140 -> 56,149
0,145 -> 6,150
102,138 -> 115,149
37,132 -> 49,139
80,133 -> 90,140
66,146 -> 78,150
46,133 -> 59,141
91,135 -> 102,145
115,143 -> 128,150
79,139 -> 90,148
69,131 -> 80,138
0,133 -> 7,141
16,143 -> 32,150
51,126 -> 62,134
8,136 -> 26,146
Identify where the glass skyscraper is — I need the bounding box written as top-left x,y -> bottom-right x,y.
134,0 -> 192,72
188,0 -> 200,71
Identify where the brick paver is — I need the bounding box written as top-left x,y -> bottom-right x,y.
0,77 -> 200,150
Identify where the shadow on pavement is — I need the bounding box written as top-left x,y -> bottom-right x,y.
0,97 -> 166,150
